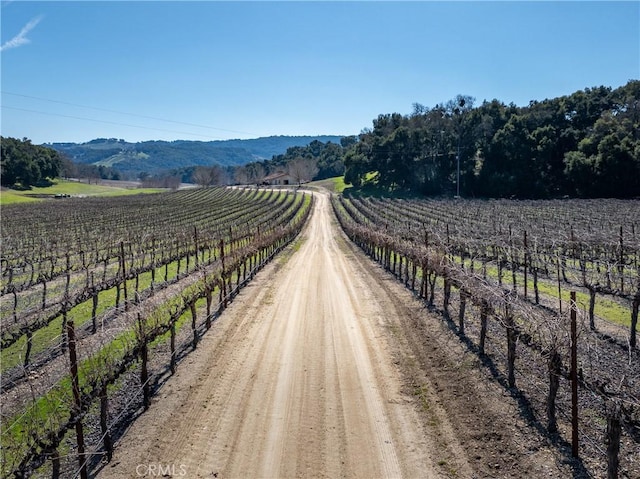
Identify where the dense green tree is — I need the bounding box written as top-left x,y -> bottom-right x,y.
1,137 -> 64,187
343,80 -> 639,198
343,143 -> 370,188
564,110 -> 640,197
263,140 -> 347,181
316,142 -> 345,179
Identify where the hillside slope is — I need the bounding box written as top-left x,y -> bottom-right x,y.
48,135 -> 344,176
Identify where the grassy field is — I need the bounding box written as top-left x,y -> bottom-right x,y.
0,189 -> 41,205
311,172 -> 423,198
0,179 -> 165,206
308,176 -> 351,193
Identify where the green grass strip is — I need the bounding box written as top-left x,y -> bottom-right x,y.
1,257 -> 190,374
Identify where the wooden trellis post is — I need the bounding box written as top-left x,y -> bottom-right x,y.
570,291 -> 579,458
66,320 -> 88,479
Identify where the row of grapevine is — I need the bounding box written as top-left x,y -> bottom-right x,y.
0,187 -> 313,478
346,196 -> 640,345
1,188 -> 292,357
332,194 -> 639,479
2,188 -> 285,294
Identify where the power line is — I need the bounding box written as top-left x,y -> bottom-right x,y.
1,91 -> 255,136
1,105 -> 241,140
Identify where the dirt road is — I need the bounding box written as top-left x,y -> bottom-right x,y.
99,192 -> 567,479
99,192 -> 453,478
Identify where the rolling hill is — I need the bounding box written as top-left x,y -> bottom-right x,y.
47,135 -> 344,176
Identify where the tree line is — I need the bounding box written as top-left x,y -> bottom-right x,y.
4,80 -> 637,197
175,138 -> 353,187
1,136 -> 348,189
344,80 -> 639,198
226,138 -> 354,186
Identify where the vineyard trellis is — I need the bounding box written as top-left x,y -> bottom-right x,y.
0,186 -> 313,478
332,194 -> 639,479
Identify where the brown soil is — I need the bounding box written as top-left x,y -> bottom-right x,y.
98,192 -> 571,478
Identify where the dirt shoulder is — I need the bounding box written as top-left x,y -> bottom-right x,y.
99,192 -> 570,478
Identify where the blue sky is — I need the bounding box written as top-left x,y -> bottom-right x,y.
1,1 -> 639,144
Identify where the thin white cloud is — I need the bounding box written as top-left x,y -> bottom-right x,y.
1,15 -> 43,52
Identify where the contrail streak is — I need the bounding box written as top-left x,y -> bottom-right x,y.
1,15 -> 43,52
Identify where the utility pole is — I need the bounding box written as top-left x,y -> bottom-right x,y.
456,144 -> 460,198
455,97 -> 465,199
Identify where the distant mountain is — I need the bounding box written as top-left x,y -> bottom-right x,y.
47,135 -> 344,177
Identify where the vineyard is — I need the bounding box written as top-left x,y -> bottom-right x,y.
0,187 -> 312,478
332,195 -> 640,478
